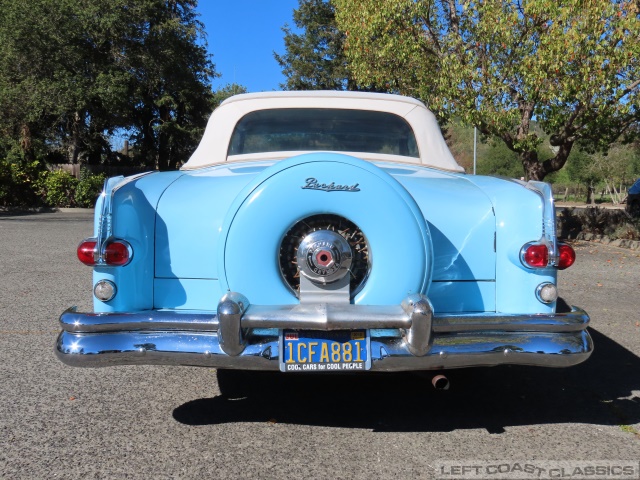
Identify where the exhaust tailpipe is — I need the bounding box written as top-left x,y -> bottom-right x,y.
432,374 -> 450,390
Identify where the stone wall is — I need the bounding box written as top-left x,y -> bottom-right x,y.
558,207 -> 640,250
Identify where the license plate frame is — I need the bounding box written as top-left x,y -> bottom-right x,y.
279,329 -> 371,373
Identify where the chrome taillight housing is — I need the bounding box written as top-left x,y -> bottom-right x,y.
77,238 -> 132,267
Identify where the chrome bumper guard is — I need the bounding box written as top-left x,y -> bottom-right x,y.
55,293 -> 593,371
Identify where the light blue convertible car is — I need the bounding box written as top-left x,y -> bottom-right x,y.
56,91 -> 592,390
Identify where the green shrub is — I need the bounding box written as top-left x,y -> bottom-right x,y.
0,160 -> 109,208
0,157 -> 47,207
75,169 -> 106,208
42,169 -> 79,207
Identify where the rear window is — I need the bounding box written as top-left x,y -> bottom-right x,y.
228,108 -> 419,158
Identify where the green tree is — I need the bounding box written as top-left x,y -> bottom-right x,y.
573,144 -> 638,203
334,0 -> 640,180
275,0 -> 355,90
212,83 -> 248,108
0,0 -> 138,164
0,0 -> 215,170
477,142 -> 524,179
126,0 -> 216,171
566,149 -> 602,204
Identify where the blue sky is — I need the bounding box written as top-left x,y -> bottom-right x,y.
196,0 -> 300,93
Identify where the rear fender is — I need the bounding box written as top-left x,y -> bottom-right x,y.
91,171 -> 183,313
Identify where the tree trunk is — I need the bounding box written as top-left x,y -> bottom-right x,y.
139,109 -> 157,170
586,184 -> 595,205
19,124 -> 33,160
519,140 -> 574,182
611,182 -> 620,205
157,105 -> 171,171
69,115 -> 81,165
520,151 -> 544,181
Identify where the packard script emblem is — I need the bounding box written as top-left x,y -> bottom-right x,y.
302,177 -> 360,192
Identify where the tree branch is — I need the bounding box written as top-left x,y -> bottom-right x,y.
445,0 -> 460,36
543,140 -> 574,175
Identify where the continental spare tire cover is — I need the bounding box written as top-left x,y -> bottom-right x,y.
218,153 -> 432,305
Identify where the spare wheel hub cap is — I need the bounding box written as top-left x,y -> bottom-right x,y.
297,230 -> 352,284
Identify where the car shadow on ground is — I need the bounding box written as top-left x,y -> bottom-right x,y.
173,328 -> 640,433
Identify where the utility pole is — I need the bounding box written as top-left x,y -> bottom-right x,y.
473,127 -> 477,175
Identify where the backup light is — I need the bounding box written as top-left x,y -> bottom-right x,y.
94,280 -> 116,302
536,282 -> 558,304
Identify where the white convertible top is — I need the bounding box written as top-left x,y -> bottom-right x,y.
182,91 -> 463,172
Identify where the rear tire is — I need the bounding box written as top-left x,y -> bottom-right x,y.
216,369 -> 277,399
216,369 -> 253,399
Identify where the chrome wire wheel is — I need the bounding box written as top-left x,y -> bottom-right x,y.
279,214 -> 370,298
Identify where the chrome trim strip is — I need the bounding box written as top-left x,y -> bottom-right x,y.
96,177 -> 123,261
525,181 -> 559,266
55,329 -> 593,370
60,307 -> 219,333
59,305 -> 590,334
110,171 -> 154,194
431,307 -> 589,333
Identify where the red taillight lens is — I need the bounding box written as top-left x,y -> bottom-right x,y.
77,240 -> 97,266
104,241 -> 131,266
557,243 -> 576,270
523,244 -> 549,268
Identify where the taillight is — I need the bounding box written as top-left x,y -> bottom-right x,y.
76,239 -> 132,266
77,239 -> 98,266
557,243 -> 576,269
522,243 -> 549,268
103,241 -> 131,266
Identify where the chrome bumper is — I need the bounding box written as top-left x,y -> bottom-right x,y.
55,293 -> 593,371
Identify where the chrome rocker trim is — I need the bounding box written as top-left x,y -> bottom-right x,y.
56,293 -> 593,371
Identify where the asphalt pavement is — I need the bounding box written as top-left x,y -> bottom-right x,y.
1,210 -> 639,479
